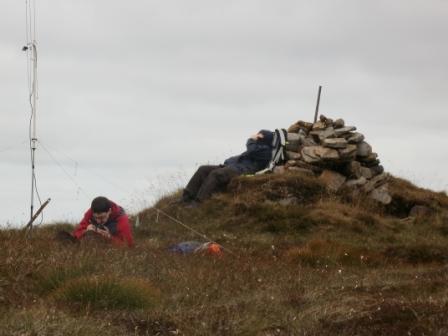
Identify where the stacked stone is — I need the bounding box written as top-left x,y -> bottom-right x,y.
279,115 -> 391,204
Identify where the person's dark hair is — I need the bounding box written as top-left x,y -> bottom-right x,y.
91,196 -> 111,213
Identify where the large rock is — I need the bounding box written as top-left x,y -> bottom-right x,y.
323,138 -> 348,149
286,133 -> 300,151
370,184 -> 392,204
363,173 -> 388,193
301,146 -> 340,163
338,144 -> 357,160
345,160 -> 362,178
301,147 -> 321,163
310,127 -> 336,143
319,170 -> 347,192
356,141 -> 372,157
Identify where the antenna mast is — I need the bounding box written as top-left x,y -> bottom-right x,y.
23,0 -> 49,233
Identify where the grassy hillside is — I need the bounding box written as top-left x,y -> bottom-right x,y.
1,172 -> 448,335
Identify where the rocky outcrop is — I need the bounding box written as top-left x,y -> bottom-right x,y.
281,115 -> 391,204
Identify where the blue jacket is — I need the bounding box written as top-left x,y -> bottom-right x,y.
223,139 -> 272,174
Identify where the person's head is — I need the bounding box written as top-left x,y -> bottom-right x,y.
257,129 -> 274,146
91,196 -> 112,225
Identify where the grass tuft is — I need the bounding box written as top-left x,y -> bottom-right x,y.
53,275 -> 160,310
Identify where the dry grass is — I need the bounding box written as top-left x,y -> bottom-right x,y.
1,173 -> 448,335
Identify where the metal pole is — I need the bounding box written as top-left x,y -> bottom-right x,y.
313,85 -> 322,123
30,43 -> 38,231
25,198 -> 51,233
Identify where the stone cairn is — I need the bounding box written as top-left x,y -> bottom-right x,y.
277,115 -> 391,204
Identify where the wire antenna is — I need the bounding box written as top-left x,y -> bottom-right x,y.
23,0 -> 46,234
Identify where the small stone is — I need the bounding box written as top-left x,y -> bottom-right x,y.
370,184 -> 392,204
286,160 -> 298,166
319,115 -> 328,123
298,121 -> 313,131
356,141 -> 372,157
319,170 -> 347,192
409,205 -> 432,218
278,197 -> 299,206
288,121 -> 313,133
347,132 -> 365,144
334,126 -> 356,137
325,118 -> 334,127
285,151 -> 301,160
338,144 -> 357,160
323,138 -> 348,149
360,167 -> 373,179
370,165 -> 384,176
359,152 -> 378,163
312,121 -> 327,131
345,177 -> 367,188
363,159 -> 381,168
333,118 -> 345,128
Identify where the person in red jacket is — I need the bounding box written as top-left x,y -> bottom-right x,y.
72,196 -> 133,247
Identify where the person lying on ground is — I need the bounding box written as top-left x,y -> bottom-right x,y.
181,130 -> 273,205
72,196 -> 134,247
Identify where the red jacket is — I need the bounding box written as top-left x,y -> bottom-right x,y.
73,201 -> 134,247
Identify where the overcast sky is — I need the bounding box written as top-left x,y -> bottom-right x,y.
1,0 -> 447,226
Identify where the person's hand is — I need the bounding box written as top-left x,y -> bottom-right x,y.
86,224 -> 96,231
96,227 -> 111,239
251,132 -> 264,140
86,224 -> 111,239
